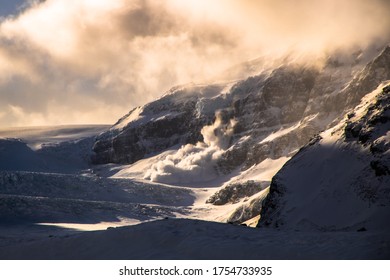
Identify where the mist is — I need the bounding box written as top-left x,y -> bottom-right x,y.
0,0 -> 389,127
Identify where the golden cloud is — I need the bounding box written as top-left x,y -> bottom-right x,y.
0,0 -> 389,126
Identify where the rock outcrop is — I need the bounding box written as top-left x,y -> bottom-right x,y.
206,180 -> 268,205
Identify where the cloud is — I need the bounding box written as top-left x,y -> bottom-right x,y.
231,0 -> 390,52
0,0 -> 389,126
143,144 -> 224,185
144,111 -> 235,184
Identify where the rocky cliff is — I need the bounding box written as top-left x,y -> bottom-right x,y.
92,46 -> 389,174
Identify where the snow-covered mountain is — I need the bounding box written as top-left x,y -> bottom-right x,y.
258,83 -> 390,231
92,46 -> 389,176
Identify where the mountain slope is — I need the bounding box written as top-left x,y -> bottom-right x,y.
258,83 -> 390,231
92,46 -> 389,178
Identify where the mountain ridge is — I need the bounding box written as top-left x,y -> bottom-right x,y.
258,82 -> 390,231
92,45 -> 389,180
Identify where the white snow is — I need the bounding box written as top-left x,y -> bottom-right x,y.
111,82 -> 232,131
260,126 -> 293,144
230,157 -> 291,183
110,149 -> 178,179
143,144 -> 224,185
106,146 -> 290,226
0,107 -> 289,234
112,107 -> 183,131
111,106 -> 143,130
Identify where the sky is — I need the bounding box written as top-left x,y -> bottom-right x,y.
0,0 -> 390,127
0,0 -> 27,17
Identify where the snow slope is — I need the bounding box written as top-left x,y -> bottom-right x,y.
0,171 -> 195,224
259,83 -> 390,231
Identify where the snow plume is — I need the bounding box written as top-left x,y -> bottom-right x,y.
144,112 -> 236,185
201,111 -> 236,150
143,144 -> 224,185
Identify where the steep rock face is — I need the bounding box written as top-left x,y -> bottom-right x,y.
345,46 -> 390,104
262,67 -> 317,122
92,84 -> 225,164
217,46 -> 390,173
226,187 -> 269,224
90,67 -> 318,166
258,84 -> 390,231
92,46 -> 388,174
206,180 -> 268,205
92,64 -> 318,166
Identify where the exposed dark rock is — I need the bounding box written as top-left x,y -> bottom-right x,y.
358,127 -> 373,144
345,88 -> 390,145
256,175 -> 286,227
343,46 -> 390,106
370,160 -> 390,176
345,122 -> 362,139
308,134 -> 323,146
92,92 -> 211,164
91,64 -> 321,166
227,193 -> 267,224
206,180 -> 268,205
370,137 -> 390,154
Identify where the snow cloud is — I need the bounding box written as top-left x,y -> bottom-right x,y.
143,144 -> 224,185
144,112 -> 236,184
0,0 -> 389,126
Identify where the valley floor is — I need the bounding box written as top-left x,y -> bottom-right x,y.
1,125 -> 389,260
0,219 -> 389,259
